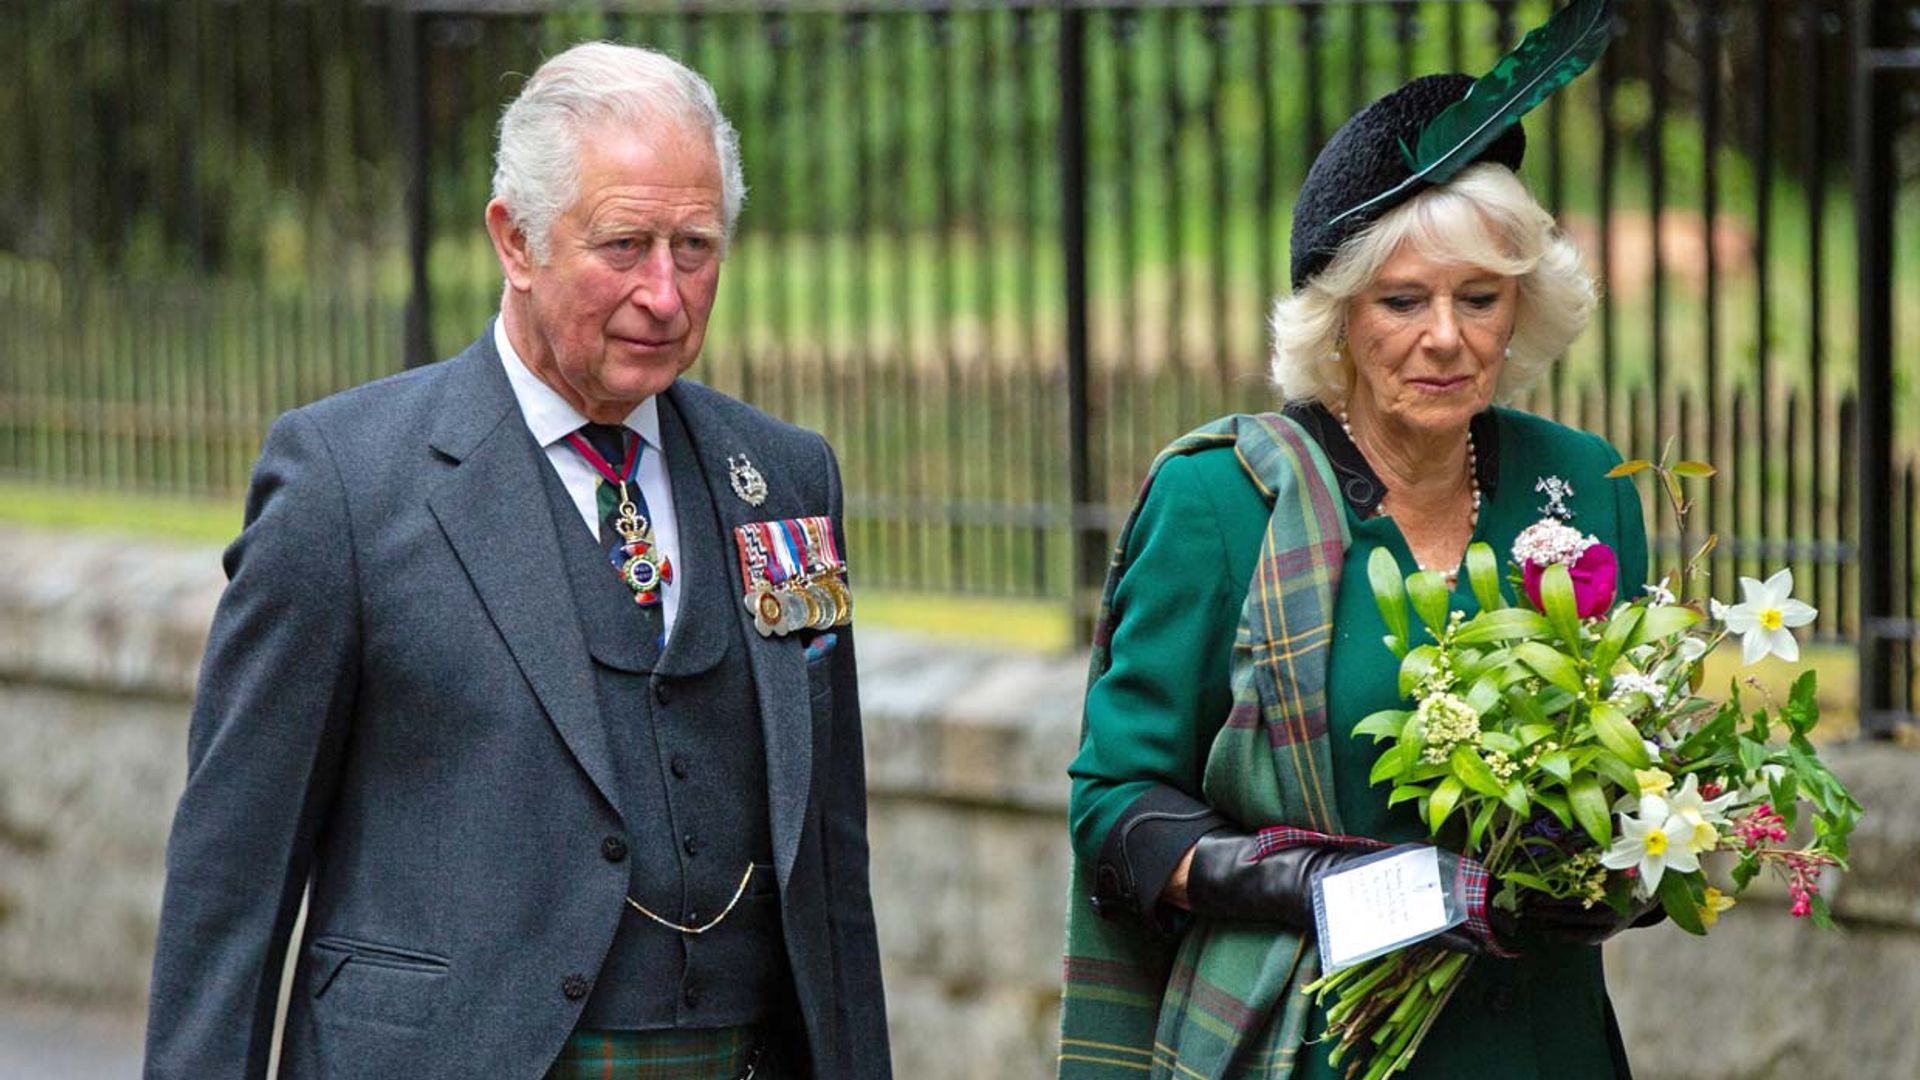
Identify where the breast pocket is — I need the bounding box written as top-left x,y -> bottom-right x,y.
308,934 -> 450,1031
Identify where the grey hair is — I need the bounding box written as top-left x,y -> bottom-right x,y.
491,41 -> 747,262
1268,163 -> 1594,406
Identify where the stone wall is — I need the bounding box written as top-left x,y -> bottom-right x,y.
2,523 -> 1916,1078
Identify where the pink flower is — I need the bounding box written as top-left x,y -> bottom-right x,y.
1522,540 -> 1619,619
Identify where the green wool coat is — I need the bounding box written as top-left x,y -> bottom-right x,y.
1068,406 -> 1650,1080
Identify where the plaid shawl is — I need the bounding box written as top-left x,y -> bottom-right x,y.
1059,413 -> 1352,1079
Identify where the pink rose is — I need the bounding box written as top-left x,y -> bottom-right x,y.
1522,541 -> 1618,619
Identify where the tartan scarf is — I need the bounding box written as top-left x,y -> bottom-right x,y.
1058,412 -> 1352,1079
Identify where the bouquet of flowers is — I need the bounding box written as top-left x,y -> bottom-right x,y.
1301,452 -> 1863,1079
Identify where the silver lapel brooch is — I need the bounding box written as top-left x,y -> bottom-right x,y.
728,453 -> 768,507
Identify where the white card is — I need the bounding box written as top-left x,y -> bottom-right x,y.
1315,846 -> 1453,970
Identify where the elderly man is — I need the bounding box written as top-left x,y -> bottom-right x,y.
144,43 -> 888,1080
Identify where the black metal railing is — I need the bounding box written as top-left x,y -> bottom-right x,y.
3,1 -> 1918,725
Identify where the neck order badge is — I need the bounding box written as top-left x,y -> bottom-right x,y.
562,428 -> 673,607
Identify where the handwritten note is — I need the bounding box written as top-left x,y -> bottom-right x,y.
1316,846 -> 1451,970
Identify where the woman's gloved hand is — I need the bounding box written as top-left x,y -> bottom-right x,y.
1182,832 -> 1516,956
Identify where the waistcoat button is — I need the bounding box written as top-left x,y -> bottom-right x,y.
562,973 -> 591,1001
601,836 -> 628,862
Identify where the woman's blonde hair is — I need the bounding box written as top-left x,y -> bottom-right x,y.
1269,163 -> 1594,406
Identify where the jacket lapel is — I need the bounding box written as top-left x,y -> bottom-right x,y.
664,381 -> 814,888
425,337 -> 625,823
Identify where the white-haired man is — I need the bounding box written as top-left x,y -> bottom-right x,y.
144,42 -> 888,1080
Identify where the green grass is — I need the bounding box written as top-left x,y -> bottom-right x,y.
0,479 -> 1079,652
0,479 -> 241,545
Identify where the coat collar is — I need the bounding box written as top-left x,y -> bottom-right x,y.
424,336 -> 625,822
1283,400 -> 1501,518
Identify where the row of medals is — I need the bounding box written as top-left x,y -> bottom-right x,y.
748,573 -> 851,637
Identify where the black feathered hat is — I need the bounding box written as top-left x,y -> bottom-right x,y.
1287,0 -> 1614,291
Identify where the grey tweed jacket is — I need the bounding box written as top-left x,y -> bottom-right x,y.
143,334 -> 889,1079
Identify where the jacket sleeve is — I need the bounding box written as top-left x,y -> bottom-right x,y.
1067,454 -> 1243,927
818,435 -> 892,1078
144,409 -> 361,1079
1592,432 -> 1650,595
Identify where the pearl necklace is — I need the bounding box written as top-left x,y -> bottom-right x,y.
1339,407 -> 1482,583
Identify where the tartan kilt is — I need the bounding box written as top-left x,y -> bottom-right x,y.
545,1026 -> 762,1080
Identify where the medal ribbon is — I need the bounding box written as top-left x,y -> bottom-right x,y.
561,428 -> 641,488
763,521 -> 803,586
736,523 -> 772,592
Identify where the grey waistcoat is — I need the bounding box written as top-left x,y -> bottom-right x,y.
538,398 -> 786,1030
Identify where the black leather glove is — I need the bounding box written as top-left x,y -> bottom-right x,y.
1184,833 -> 1515,956
1518,892 -> 1666,946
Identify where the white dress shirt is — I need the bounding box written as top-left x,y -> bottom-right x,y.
494,318 -> 684,638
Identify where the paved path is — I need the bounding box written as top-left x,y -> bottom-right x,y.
0,999 -> 142,1079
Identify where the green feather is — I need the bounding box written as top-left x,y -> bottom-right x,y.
1328,0 -> 1614,228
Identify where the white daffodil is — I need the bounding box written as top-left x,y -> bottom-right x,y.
1718,569 -> 1818,664
1600,794 -> 1700,897
1665,773 -> 1737,854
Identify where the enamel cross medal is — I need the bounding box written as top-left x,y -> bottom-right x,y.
563,427 -> 673,607
608,484 -> 669,606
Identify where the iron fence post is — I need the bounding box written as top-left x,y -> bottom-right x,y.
1061,4 -> 1101,644
395,7 -> 433,368
1854,0 -> 1897,735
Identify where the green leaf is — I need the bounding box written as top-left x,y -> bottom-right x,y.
1398,645 -> 1441,699
1810,893 -> 1834,930
1368,547 -> 1411,656
1661,470 -> 1685,510
1589,606 -> 1643,676
1501,870 -> 1555,893
1538,750 -> 1573,784
1534,790 -> 1573,828
1501,779 -> 1531,816
1454,607 -> 1551,645
1592,751 -> 1642,792
1568,776 -> 1612,847
1605,460 -> 1652,478
1516,721 -> 1557,746
1468,799 -> 1500,852
1407,570 -> 1454,638
1465,542 -> 1506,613
1736,737 -> 1768,777
1480,731 -> 1522,755
1388,784 -> 1431,808
1629,605 -> 1703,647
1370,742 -> 1414,786
1671,460 -> 1718,479
1465,675 -> 1502,716
1353,709 -> 1411,741
1514,641 -> 1585,696
1730,854 -> 1759,891
1783,670 -> 1820,736
1452,745 -> 1508,798
1508,689 -> 1550,729
1590,702 -> 1652,767
1428,776 -> 1466,835
1657,871 -> 1707,935
1538,563 -> 1584,652
1676,698 -> 1740,760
